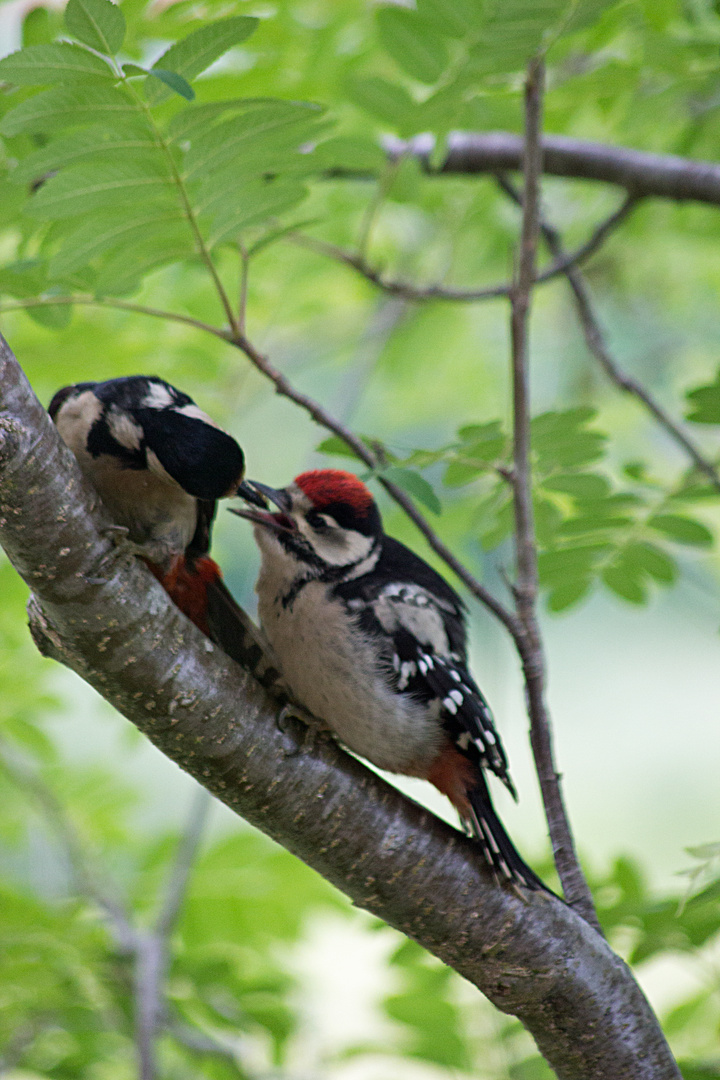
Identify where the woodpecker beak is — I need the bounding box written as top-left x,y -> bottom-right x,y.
235,480 -> 270,508
229,481 -> 297,532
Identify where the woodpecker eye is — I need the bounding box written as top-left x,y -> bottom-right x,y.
307,509 -> 335,531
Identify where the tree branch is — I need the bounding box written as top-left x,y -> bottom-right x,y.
384,131 -> 720,207
509,61 -> 599,931
290,196 -> 638,303
0,333 -> 681,1079
496,176 -> 720,494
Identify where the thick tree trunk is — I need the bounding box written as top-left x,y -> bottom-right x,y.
0,333 -> 681,1080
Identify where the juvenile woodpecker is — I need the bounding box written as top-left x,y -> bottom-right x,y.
232,468 -> 547,891
49,375 -> 277,685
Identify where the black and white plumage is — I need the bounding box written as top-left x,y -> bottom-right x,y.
232,468 -> 547,892
48,375 -> 277,686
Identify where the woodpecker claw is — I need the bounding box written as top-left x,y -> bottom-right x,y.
276,703 -> 330,757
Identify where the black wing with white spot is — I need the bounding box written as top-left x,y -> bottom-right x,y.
334,536 -> 515,797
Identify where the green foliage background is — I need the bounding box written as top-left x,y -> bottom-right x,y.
2,0 -> 720,1075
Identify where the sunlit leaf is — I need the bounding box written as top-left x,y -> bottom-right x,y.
376,7 -> 449,84
382,467 -> 442,514
64,0 -> 125,55
0,43 -> 115,85
0,85 -> 137,137
145,16 -> 258,105
647,514 -> 713,547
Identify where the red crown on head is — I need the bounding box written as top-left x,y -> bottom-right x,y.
294,470 -> 374,514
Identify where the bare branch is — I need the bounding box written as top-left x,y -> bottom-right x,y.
385,131 -> 720,207
155,786 -> 211,937
134,788 -> 211,1080
0,332 -> 682,1079
496,176 -> 720,494
291,196 -> 638,303
508,60 -> 600,931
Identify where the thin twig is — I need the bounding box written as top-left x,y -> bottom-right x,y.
509,59 -> 600,930
155,786 -> 211,937
291,198 -> 637,303
496,175 -> 720,494
229,330 -> 519,636
238,243 -> 250,336
135,787 -> 211,1080
0,295 -> 231,342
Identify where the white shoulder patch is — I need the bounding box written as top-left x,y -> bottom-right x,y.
107,409 -> 143,451
142,383 -> 175,409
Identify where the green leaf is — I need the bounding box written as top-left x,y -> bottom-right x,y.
145,16 -> 259,105
0,259 -> 48,298
310,136 -> 386,172
201,177 -> 307,247
686,370 -> 720,424
148,68 -> 195,101
10,125 -> 158,185
184,101 -> 326,181
316,436 -> 362,459
346,75 -> 415,127
474,0 -> 570,75
623,541 -> 677,584
0,43 -> 115,85
29,161 -> 174,219
376,7 -> 449,84
0,85 -> 137,137
601,564 -> 648,604
417,0 -> 484,37
543,472 -> 611,499
64,0 -> 125,55
444,460 -> 486,487
647,514 -> 713,547
537,542 -> 609,585
26,301 -> 72,329
48,210 -> 185,277
547,577 -> 592,612
382,467 -> 442,514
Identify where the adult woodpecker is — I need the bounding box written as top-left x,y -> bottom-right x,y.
49,374 -> 277,685
231,468 -> 547,891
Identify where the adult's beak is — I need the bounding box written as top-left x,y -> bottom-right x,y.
229,480 -> 296,531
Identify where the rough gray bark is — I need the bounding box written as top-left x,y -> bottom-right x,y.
0,333 -> 681,1080
385,131 -> 720,206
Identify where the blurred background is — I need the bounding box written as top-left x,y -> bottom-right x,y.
2,0 -> 720,1076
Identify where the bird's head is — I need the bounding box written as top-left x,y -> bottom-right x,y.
233,469 -> 382,571
50,375 -> 246,501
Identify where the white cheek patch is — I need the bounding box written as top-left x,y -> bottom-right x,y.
54,391 -> 103,454
107,409 -> 143,451
310,528 -> 375,568
142,383 -> 175,409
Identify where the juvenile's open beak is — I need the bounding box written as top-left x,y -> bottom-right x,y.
230,480 -> 296,532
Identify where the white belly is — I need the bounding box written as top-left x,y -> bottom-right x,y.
257,575 -> 442,774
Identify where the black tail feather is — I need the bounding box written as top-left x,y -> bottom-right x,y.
204,578 -> 284,695
465,772 -> 550,893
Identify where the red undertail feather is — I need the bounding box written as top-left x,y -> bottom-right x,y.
147,554 -> 221,636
